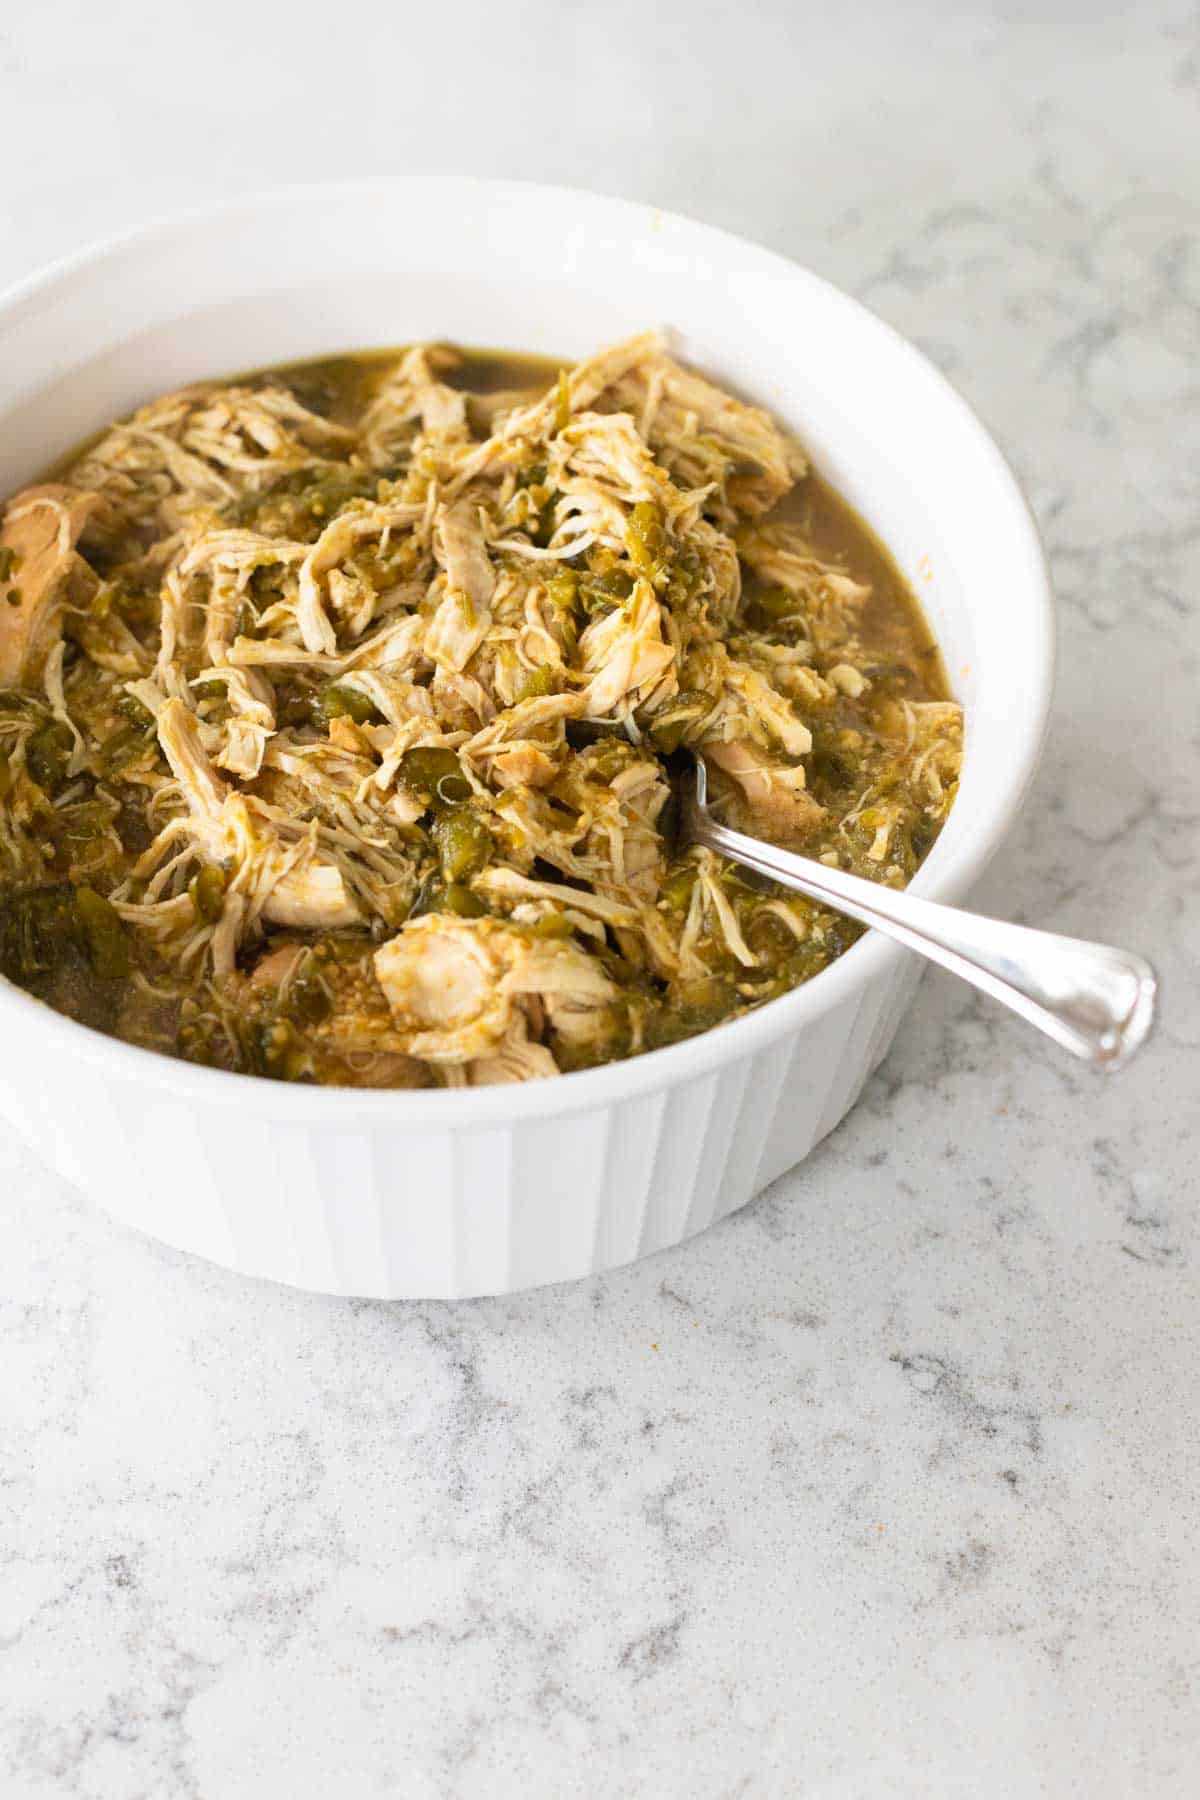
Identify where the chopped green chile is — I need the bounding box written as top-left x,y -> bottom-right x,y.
412,877 -> 486,919
432,807 -> 492,883
399,746 -> 472,807
25,721 -> 74,794
547,570 -> 578,611
748,586 -> 806,626
316,683 -> 382,727
515,666 -> 557,702
74,886 -> 132,979
0,886 -> 79,982
532,909 -> 573,939
648,688 -> 715,754
659,867 -> 697,912
189,864 -> 227,923
626,500 -> 666,581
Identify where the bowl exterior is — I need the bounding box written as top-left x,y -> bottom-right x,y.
0,959 -> 920,1297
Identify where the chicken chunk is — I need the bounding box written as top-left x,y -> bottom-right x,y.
489,744 -> 559,789
579,582 -> 675,718
294,498 -> 426,654
266,862 -> 361,931
602,354 -> 806,517
248,942 -> 306,992
436,498 -> 495,615
467,1030 -> 558,1085
361,344 -> 468,463
157,693 -> 231,820
155,697 -> 360,931
374,914 -> 616,1070
705,739 -> 825,842
0,485 -> 99,686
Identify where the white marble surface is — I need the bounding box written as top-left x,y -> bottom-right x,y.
2,2 -> 1199,1794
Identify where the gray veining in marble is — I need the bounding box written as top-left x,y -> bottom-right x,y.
1,2 -> 1198,1794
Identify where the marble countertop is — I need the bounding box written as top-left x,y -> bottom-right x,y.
2,3 -> 1198,1794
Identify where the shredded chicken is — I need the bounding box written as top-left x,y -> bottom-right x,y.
154,697 -> 360,940
705,739 -> 825,840
0,333 -> 961,1087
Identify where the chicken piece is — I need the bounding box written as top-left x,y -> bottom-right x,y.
181,385 -> 354,472
74,416 -> 235,540
429,665 -> 494,729
738,524 -> 871,612
511,943 -> 621,1057
562,410 -> 671,508
293,497 -> 427,656
464,690 -> 580,750
606,760 -> 670,893
374,916 -> 509,1061
473,865 -> 640,927
718,659 -> 813,759
691,517 -> 744,630
425,591 -> 491,674
66,384 -> 353,554
374,914 -> 616,1069
419,386 -> 465,434
461,691 -> 579,788
490,745 -> 560,789
889,698 -> 964,807
180,525 -> 309,583
248,941 -> 306,992
157,694 -> 231,819
515,583 -> 571,674
487,410 -> 683,570
679,847 -> 758,970
339,1051 -> 434,1089
0,485 -> 99,687
463,385 -> 545,435
178,527 -> 309,667
705,739 -> 825,842
468,1029 -> 559,1085
195,664 -> 276,779
603,354 -> 806,518
347,610 -> 428,673
155,697 -> 359,931
579,581 -> 676,718
542,744 -> 670,900
362,345 -> 468,464
265,862 -> 361,930
486,331 -> 667,452
438,499 -> 494,608
438,334 -> 671,504
565,332 -> 669,414
827,662 -> 867,698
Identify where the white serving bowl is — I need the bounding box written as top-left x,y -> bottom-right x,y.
0,179 -> 1053,1298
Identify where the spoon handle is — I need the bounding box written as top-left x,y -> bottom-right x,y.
686,803 -> 1157,1071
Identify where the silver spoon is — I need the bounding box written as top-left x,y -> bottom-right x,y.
679,755 -> 1157,1070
